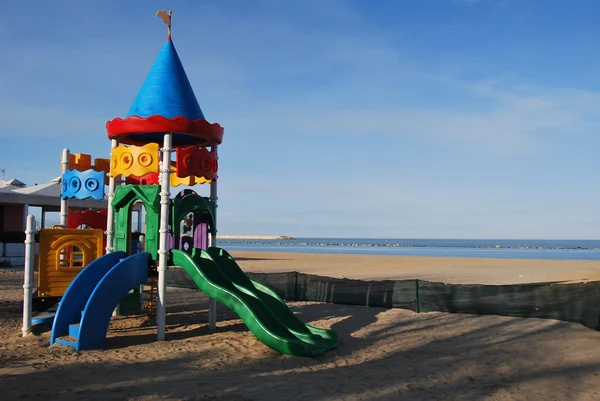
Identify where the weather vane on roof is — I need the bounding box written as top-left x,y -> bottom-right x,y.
156,9 -> 172,37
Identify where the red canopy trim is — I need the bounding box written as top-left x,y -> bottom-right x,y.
106,115 -> 224,147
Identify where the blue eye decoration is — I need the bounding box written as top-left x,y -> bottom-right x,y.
61,170 -> 105,201
69,177 -> 81,193
85,178 -> 99,192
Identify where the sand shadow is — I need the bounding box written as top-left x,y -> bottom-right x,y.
7,313 -> 598,401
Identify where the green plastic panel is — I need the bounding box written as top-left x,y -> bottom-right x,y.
171,192 -> 216,235
112,185 -> 160,259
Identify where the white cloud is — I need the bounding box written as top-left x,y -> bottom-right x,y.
221,79 -> 598,155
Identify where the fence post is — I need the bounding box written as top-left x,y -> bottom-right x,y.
294,271 -> 299,302
597,282 -> 600,331
415,279 -> 420,313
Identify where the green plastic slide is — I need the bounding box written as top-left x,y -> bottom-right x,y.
171,247 -> 337,357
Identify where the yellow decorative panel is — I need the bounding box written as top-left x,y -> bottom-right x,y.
37,229 -> 104,297
170,162 -> 211,186
110,143 -> 160,178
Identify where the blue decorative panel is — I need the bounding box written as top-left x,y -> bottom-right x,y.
61,169 -> 105,200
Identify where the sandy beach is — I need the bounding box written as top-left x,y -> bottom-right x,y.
229,251 -> 600,285
1,254 -> 599,400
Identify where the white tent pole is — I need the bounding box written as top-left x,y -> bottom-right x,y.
105,139 -> 119,253
208,143 -> 218,330
157,133 -> 173,341
59,148 -> 70,226
22,215 -> 35,337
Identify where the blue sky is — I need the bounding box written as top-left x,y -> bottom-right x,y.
1,0 -> 599,239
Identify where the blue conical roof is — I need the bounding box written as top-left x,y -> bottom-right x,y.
126,39 -> 205,120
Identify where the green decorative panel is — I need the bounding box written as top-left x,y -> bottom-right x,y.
112,185 -> 160,259
171,192 -> 216,236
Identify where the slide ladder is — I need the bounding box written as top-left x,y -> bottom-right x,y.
142,275 -> 158,317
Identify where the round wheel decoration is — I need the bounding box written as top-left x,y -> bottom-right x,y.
120,152 -> 133,171
85,178 -> 99,192
138,152 -> 153,167
200,155 -> 212,175
68,177 -> 81,193
184,154 -> 193,168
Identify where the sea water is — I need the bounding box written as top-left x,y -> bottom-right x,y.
216,238 -> 600,260
3,238 -> 599,264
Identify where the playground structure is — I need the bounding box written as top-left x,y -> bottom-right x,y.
23,154 -> 146,314
21,10 -> 337,357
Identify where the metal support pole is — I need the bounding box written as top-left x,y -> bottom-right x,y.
22,215 -> 35,337
157,134 -> 173,341
208,143 -> 218,330
105,139 -> 119,254
60,149 -> 70,226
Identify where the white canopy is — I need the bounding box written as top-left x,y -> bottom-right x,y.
0,177 -> 107,210
0,178 -> 26,188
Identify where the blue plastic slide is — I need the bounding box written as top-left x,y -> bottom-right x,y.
51,252 -> 149,351
51,251 -> 125,343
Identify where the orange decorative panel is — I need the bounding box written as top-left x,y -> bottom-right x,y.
69,153 -> 92,171
93,158 -> 111,175
68,153 -> 110,184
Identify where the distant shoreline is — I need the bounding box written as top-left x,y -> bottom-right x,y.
208,237 -> 600,261
218,235 -> 296,240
